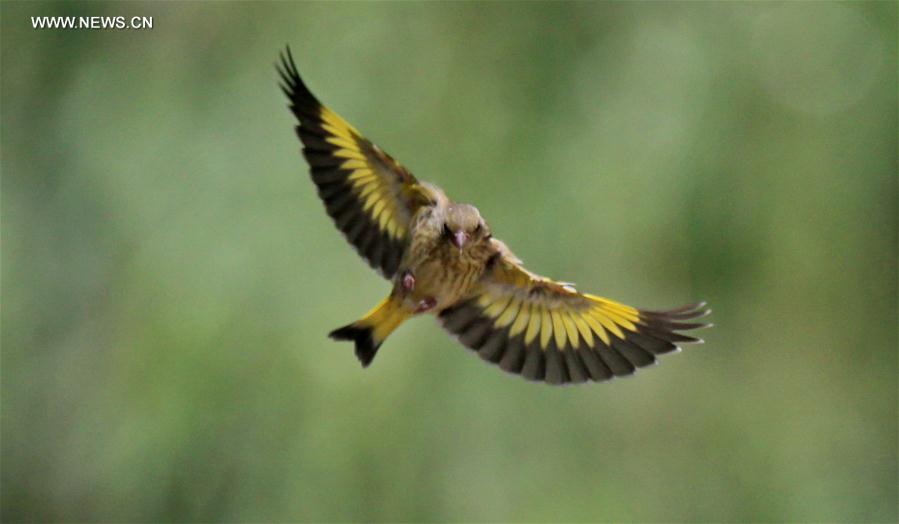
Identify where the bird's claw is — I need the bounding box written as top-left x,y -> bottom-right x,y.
402,271 -> 416,291
415,297 -> 437,313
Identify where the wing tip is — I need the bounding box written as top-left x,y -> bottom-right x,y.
641,301 -> 712,322
276,44 -> 319,108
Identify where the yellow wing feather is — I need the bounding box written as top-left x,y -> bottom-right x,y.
550,309 -> 568,350
539,308 -> 553,350
509,301 -> 531,338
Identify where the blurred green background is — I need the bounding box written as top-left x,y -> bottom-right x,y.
2,1 -> 896,522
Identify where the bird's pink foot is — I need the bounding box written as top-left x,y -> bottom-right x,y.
402,271 -> 415,291
415,297 -> 437,313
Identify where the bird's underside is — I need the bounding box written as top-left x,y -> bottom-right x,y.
277,47 -> 711,385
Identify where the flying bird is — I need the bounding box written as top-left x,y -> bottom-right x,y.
277,47 -> 710,385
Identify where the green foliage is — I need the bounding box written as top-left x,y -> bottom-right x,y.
2,2 -> 896,522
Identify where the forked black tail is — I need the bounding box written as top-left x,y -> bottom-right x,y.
329,324 -> 381,367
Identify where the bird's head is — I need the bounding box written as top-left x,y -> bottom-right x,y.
443,203 -> 490,252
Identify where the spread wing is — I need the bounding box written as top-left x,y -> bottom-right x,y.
439,245 -> 711,385
277,47 -> 429,278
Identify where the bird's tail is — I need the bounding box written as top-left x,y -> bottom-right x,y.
329,294 -> 411,367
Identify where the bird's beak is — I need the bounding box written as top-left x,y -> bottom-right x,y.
453,231 -> 468,251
